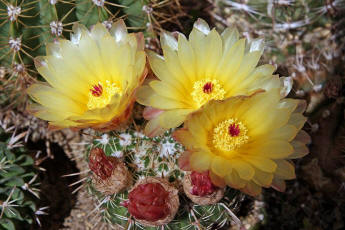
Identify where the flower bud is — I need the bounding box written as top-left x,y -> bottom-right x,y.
89,148 -> 132,195
126,177 -> 179,226
183,171 -> 224,205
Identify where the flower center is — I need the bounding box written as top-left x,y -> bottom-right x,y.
91,83 -> 103,97
213,118 -> 249,152
87,80 -> 122,110
191,78 -> 225,107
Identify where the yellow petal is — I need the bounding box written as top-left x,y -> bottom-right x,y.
288,141 -> 309,159
136,85 -> 187,109
288,113 -> 307,130
252,169 -> 273,187
190,151 -> 212,172
144,116 -> 166,137
209,170 -> 226,188
147,51 -> 183,90
27,83 -> 84,115
189,26 -> 207,77
274,160 -> 295,179
149,80 -> 190,105
224,171 -> 246,189
221,27 -> 239,53
271,177 -> 286,192
241,181 -> 262,196
173,129 -> 199,149
204,29 -> 222,77
268,125 -> 298,141
227,51 -> 262,94
211,156 -> 232,177
136,85 -> 155,106
293,130 -> 311,144
110,19 -> 128,43
234,64 -> 276,95
160,31 -> 178,51
177,33 -> 197,83
162,45 -> 192,91
231,159 -> 255,180
159,109 -> 192,129
193,18 -> 210,35
216,39 -> 245,84
244,156 -> 277,173
248,140 -> 294,159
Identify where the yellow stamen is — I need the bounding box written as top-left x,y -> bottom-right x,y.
191,78 -> 225,107
87,80 -> 122,110
213,118 -> 249,152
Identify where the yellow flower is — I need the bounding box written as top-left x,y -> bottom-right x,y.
173,89 -> 310,196
27,20 -> 147,131
137,18 -> 281,136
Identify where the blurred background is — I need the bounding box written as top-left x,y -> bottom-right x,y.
0,0 -> 344,229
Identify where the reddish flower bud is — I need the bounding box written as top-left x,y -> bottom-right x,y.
183,171 -> 224,205
89,148 -> 132,195
126,177 -> 179,226
89,148 -> 113,180
128,183 -> 169,221
191,171 -> 216,196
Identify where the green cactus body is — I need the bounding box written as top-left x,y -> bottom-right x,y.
85,128 -> 242,229
0,127 -> 43,229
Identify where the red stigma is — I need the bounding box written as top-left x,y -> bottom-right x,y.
229,123 -> 240,137
203,82 -> 213,94
90,83 -> 103,97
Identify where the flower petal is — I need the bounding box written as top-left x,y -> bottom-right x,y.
288,141 -> 309,159
190,151 -> 212,172
231,159 -> 255,180
274,160 -> 295,179
244,156 -> 277,173
224,171 -> 246,189
211,156 -> 232,177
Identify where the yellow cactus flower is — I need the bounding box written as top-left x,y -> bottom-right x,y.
137,18 -> 281,136
173,89 -> 310,196
27,20 -> 147,131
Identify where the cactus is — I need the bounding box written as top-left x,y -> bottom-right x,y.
0,120 -> 45,229
83,127 -> 244,229
212,0 -> 344,113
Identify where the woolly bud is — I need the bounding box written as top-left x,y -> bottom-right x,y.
183,171 -> 224,205
89,148 -> 132,195
125,177 -> 179,226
